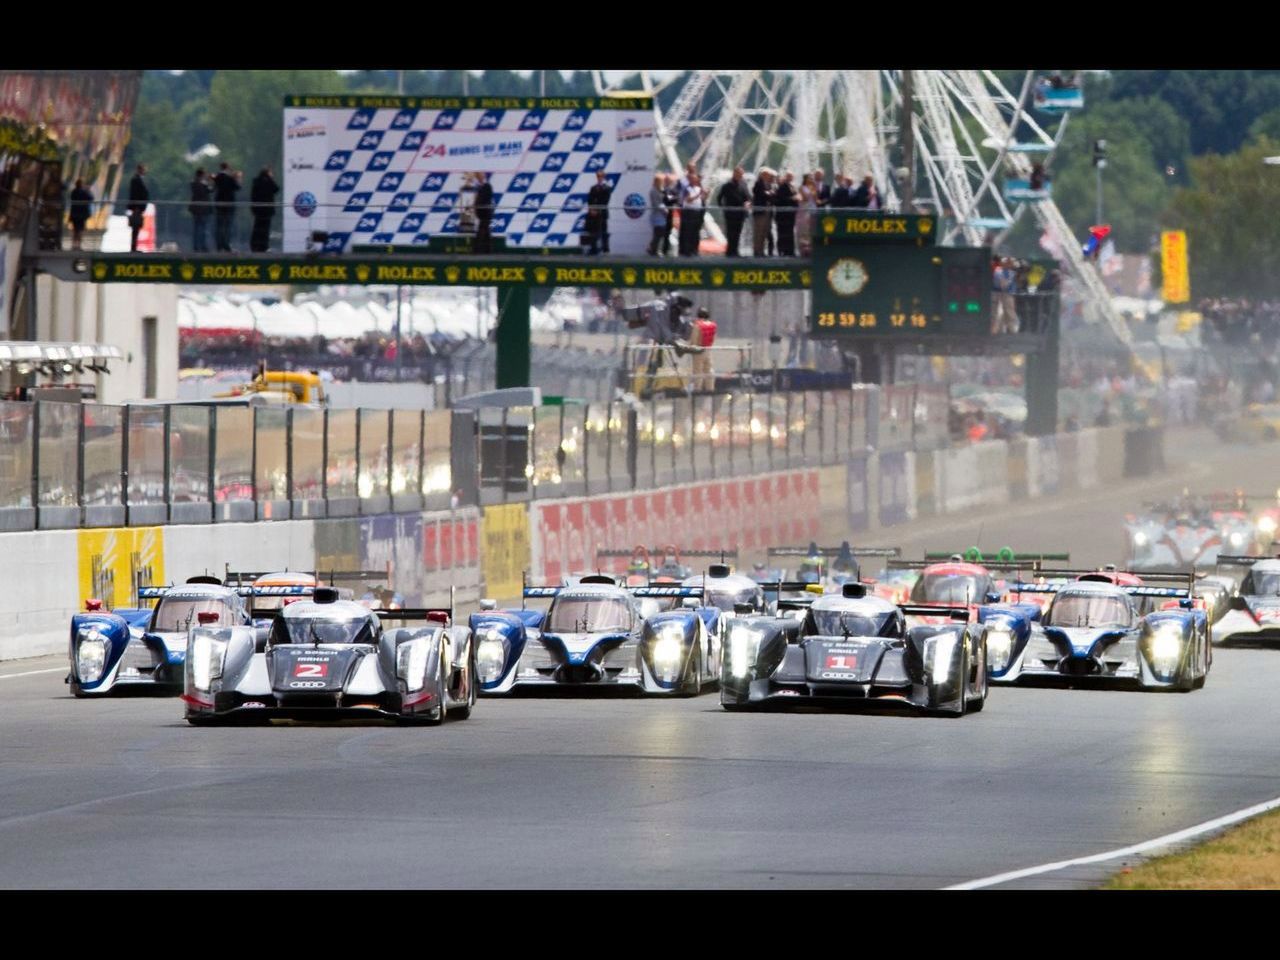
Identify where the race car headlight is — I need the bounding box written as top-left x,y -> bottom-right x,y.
1133,531 -> 1149,547
476,632 -> 506,683
926,634 -> 959,685
1148,625 -> 1183,673
729,624 -> 765,680
651,627 -> 685,680
1259,516 -> 1278,535
190,632 -> 227,692
985,628 -> 1013,672
397,638 -> 432,693
1230,532 -> 1246,548
75,628 -> 109,683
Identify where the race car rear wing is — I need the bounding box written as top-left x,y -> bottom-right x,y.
919,549 -> 1069,566
1009,582 -> 1193,598
595,548 -> 738,560
630,586 -> 705,599
1216,554 -> 1274,568
1036,567 -> 1195,588
900,604 -> 971,621
768,545 -> 901,558
224,563 -> 392,586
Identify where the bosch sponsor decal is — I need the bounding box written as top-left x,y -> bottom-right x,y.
287,115 -> 325,140
292,191 -> 317,218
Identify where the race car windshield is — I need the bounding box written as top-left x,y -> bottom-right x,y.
1244,572 -> 1280,596
152,598 -> 234,632
809,609 -> 898,638
1045,594 -> 1132,628
910,574 -> 989,604
272,617 -> 374,645
705,586 -> 761,612
546,597 -> 632,633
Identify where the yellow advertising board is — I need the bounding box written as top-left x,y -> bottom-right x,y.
77,527 -> 165,610
481,504 -> 530,601
1161,230 -> 1190,304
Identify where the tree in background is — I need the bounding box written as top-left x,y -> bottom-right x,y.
1165,136 -> 1280,299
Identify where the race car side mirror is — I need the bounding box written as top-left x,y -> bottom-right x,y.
1179,598 -> 1194,609
479,598 -> 497,611
84,598 -> 103,611
986,592 -> 1001,603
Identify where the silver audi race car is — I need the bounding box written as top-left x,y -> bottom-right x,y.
182,587 -> 476,724
719,582 -> 988,716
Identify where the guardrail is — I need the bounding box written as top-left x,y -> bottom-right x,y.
0,381 -> 955,532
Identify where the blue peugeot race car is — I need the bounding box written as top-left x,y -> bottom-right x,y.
469,573 -> 721,695
979,570 -> 1210,690
720,582 -> 989,716
68,577 -> 253,696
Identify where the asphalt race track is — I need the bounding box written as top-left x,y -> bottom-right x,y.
5,434 -> 1280,889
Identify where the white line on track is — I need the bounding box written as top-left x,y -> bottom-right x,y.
947,794 -> 1280,889
0,667 -> 65,681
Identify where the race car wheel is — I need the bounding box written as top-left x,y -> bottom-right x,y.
680,643 -> 704,698
452,647 -> 476,721
427,646 -> 448,725
967,641 -> 987,713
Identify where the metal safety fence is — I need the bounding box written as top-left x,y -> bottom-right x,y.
0,382 -> 949,531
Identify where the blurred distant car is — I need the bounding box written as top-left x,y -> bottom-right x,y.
1232,403 -> 1280,442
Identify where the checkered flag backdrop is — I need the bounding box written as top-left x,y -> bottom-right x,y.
283,97 -> 656,254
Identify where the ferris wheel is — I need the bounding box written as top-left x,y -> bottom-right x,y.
593,69 -> 1128,345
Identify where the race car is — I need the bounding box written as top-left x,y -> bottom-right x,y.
1124,493 -> 1258,570
594,545 -> 738,584
719,581 -> 988,716
1212,554 -> 1280,645
980,572 -> 1209,690
224,565 -> 398,611
469,573 -> 719,695
766,543 -> 902,589
67,577 -> 262,697
182,587 -> 475,724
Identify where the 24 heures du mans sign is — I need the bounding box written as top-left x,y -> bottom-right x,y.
89,257 -> 810,291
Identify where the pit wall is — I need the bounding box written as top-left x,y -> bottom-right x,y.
1,424 -> 1144,661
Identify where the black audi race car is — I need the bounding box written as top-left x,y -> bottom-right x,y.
720,582 -> 988,716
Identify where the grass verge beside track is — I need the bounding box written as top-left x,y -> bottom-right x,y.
1106,809 -> 1280,889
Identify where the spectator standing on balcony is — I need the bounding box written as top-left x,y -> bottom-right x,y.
474,172 -> 494,253
774,171 -> 798,256
797,172 -> 818,256
127,163 -> 149,252
585,170 -> 612,255
68,178 -> 93,250
213,162 -> 242,252
991,256 -> 1019,333
751,167 -> 775,256
678,172 -> 706,256
646,173 -> 667,255
831,174 -> 853,208
250,166 -> 279,253
813,169 -> 831,208
189,169 -> 213,252
717,166 -> 750,257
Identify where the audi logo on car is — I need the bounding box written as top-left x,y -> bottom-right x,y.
289,680 -> 328,689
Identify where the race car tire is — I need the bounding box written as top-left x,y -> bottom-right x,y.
186,714 -> 222,726
70,682 -> 89,699
427,647 -> 448,725
452,648 -> 476,721
967,641 -> 987,713
680,644 -> 704,698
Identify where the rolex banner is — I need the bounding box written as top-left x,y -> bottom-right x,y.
283,95 -> 656,255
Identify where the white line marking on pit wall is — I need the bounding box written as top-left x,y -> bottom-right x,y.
947,794 -> 1280,889
0,668 -> 65,681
